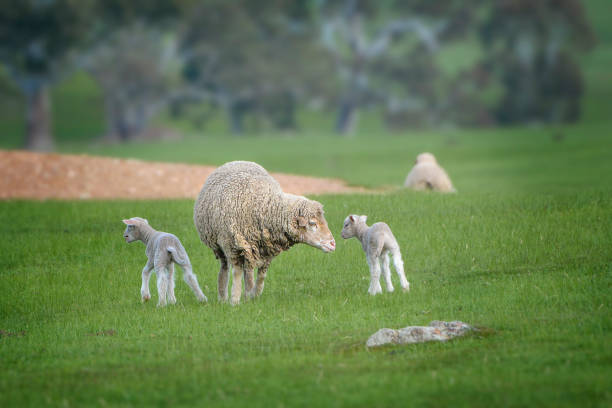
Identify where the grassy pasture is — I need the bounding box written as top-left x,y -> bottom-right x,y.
1,169 -> 611,406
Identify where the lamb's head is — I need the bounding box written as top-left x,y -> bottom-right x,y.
341,214 -> 367,239
415,152 -> 437,165
122,217 -> 148,243
295,200 -> 335,253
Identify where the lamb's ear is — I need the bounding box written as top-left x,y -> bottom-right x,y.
359,215 -> 368,224
123,219 -> 135,225
143,219 -> 149,224
349,215 -> 355,223
296,216 -> 307,227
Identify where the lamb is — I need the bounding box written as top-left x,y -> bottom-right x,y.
193,161 -> 336,305
404,152 -> 456,192
341,215 -> 409,295
122,217 -> 208,307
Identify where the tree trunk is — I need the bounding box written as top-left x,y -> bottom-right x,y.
25,84 -> 53,151
335,98 -> 358,135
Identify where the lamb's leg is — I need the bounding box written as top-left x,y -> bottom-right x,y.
367,255 -> 383,295
180,262 -> 208,302
254,262 -> 270,297
381,252 -> 394,292
217,255 -> 229,302
167,263 -> 177,304
230,264 -> 244,306
244,267 -> 256,299
156,265 -> 169,307
391,247 -> 409,292
141,262 -> 153,302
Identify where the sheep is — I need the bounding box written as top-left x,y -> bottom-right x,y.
122,217 -> 208,307
341,214 -> 409,295
193,161 -> 336,305
404,152 -> 456,192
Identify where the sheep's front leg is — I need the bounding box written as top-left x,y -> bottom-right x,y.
254,263 -> 270,297
156,265 -> 170,307
230,264 -> 244,305
244,267 -> 256,299
141,262 -> 154,302
167,263 -> 177,304
381,252 -> 394,293
367,255 -> 383,295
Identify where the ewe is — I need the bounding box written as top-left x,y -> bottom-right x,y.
123,217 -> 207,307
194,161 -> 336,305
341,215 -> 409,295
404,152 -> 456,192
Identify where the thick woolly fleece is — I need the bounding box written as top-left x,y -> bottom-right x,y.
404,152 -> 456,193
194,161 -> 334,304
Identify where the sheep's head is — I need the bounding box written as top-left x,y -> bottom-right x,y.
295,203 -> 335,253
122,217 -> 148,243
415,152 -> 437,165
341,214 -> 367,239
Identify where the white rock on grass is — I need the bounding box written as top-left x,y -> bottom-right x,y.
366,321 -> 473,348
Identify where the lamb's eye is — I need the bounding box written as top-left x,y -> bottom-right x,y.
309,221 -> 317,228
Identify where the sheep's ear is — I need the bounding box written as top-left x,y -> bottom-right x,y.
143,219 -> 149,224
349,215 -> 355,223
359,215 -> 368,224
296,216 -> 307,227
123,219 -> 136,225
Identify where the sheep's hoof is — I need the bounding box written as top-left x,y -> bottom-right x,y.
142,295 -> 151,303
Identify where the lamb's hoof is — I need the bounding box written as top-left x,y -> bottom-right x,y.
402,284 -> 410,292
141,295 -> 151,303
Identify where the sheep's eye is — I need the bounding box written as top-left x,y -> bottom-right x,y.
128,225 -> 134,230
308,221 -> 317,228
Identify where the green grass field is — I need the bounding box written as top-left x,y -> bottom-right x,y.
1,185 -> 610,407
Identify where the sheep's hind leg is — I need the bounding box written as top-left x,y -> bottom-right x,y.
181,263 -> 207,303
217,255 -> 230,302
391,247 -> 409,292
156,265 -> 169,307
230,264 -> 244,305
381,252 -> 394,292
367,255 -> 383,295
167,263 -> 177,304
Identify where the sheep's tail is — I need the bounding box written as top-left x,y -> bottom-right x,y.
167,246 -> 188,265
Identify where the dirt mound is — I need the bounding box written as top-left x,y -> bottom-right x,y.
0,150 -> 364,200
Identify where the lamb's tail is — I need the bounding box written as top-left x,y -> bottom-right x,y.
167,246 -> 188,265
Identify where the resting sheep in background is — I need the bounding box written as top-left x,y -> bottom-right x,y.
194,161 -> 336,305
404,152 -> 456,193
341,215 -> 409,295
122,217 -> 208,307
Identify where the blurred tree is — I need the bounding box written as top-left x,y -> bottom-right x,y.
82,24 -> 184,141
318,0 -> 483,134
178,0 -> 334,134
0,0 -> 96,150
479,0 -> 595,124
